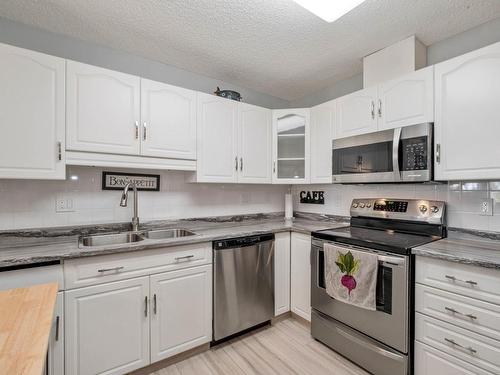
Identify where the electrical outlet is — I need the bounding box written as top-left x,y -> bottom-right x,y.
480,198 -> 494,216
56,195 -> 75,212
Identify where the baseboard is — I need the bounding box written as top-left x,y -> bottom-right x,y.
128,343 -> 210,375
291,312 -> 312,328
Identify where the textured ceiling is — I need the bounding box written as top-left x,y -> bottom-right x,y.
1,0 -> 500,101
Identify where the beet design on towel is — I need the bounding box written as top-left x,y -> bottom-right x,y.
324,243 -> 378,311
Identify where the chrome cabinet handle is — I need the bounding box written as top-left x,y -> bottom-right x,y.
135,121 -> 139,139
445,275 -> 478,286
55,315 -> 60,341
57,142 -> 62,161
235,157 -> 238,171
144,296 -> 148,317
273,161 -> 276,173
371,101 -> 375,119
153,293 -> 157,315
175,255 -> 194,261
378,99 -> 382,117
444,338 -> 477,354
436,143 -> 441,164
97,266 -> 124,273
445,306 -> 478,320
240,157 -> 243,171
143,122 -> 147,141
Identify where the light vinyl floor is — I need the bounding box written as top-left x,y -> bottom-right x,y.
152,318 -> 369,375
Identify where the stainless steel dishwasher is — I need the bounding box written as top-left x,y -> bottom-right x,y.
213,233 -> 275,342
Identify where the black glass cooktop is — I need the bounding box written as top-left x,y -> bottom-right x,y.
312,226 -> 442,255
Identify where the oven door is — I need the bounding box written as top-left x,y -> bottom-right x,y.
332,128 -> 400,183
311,239 -> 409,353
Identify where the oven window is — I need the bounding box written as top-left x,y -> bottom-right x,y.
333,141 -> 393,175
318,250 -> 393,314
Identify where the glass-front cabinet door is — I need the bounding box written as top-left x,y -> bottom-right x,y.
272,108 -> 310,184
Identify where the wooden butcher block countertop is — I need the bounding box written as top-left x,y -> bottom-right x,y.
0,283 -> 58,375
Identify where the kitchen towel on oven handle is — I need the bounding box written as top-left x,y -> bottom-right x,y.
324,243 -> 378,311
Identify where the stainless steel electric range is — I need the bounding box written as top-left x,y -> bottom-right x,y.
311,198 -> 446,375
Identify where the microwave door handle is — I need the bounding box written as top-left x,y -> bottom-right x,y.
392,127 -> 402,181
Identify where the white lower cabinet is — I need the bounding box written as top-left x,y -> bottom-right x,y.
45,292 -> 64,375
290,232 -> 311,321
415,341 -> 493,375
65,277 -> 150,375
274,232 -> 291,316
150,265 -> 212,362
415,256 -> 500,375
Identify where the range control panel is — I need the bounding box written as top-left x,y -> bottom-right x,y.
350,198 -> 446,224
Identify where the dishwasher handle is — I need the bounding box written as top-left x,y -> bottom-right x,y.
213,233 -> 275,250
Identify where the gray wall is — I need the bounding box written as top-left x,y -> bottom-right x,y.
290,16 -> 500,108
0,17 -> 289,109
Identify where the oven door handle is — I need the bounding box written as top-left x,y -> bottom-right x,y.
335,325 -> 406,362
392,127 -> 402,182
377,255 -> 405,266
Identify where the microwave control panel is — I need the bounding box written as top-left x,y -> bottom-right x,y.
401,136 -> 428,171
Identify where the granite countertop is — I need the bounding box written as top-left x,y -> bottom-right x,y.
413,230 -> 500,269
0,212 -> 348,268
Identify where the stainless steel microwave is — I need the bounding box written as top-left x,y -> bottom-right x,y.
332,123 -> 433,183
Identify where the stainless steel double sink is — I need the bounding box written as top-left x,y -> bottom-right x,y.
80,229 -> 197,247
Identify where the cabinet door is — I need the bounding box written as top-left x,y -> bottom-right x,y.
0,43 -> 65,179
414,341 -> 493,375
378,66 -> 434,130
238,103 -> 272,183
140,79 -> 196,159
434,41 -> 500,180
66,61 -> 140,155
45,292 -> 64,375
272,108 -> 310,184
150,265 -> 212,362
290,232 -> 311,321
65,277 -> 150,375
196,93 -> 238,182
335,87 -> 378,139
310,101 -> 334,183
274,232 -> 291,316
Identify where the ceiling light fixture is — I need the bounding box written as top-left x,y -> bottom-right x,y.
292,0 -> 367,23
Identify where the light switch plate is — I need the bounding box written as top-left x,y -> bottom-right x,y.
480,198 -> 493,216
56,195 -> 75,212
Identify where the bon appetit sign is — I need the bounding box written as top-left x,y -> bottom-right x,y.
102,172 -> 160,191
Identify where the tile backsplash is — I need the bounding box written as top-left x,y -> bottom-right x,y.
0,166 -> 288,230
293,182 -> 500,233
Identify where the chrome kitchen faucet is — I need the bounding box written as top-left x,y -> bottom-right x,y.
120,182 -> 140,232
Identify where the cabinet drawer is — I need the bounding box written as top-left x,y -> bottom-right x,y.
415,312 -> 500,374
416,256 -> 500,305
64,243 -> 212,289
415,341 -> 494,375
0,264 -> 64,291
416,284 -> 500,341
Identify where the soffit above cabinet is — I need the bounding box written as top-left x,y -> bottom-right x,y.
1,0 -> 500,100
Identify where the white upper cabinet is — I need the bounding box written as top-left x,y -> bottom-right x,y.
434,41 -> 500,181
196,93 -> 238,182
335,86 -> 378,139
140,79 -> 196,160
272,108 -> 310,184
238,103 -> 272,183
66,60 -> 141,155
0,43 -> 65,179
335,67 -> 434,138
378,66 -> 434,130
310,100 -> 334,183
